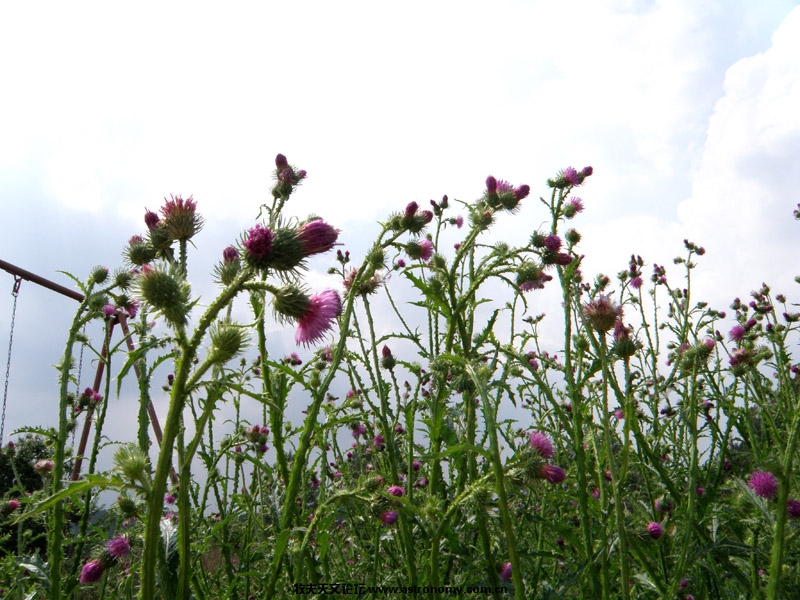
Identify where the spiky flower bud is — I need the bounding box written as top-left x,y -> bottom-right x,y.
113,444 -> 149,486
272,285 -> 312,321
125,236 -> 157,267
267,228 -> 305,271
136,266 -> 191,328
209,320 -> 249,365
91,266 -> 109,284
381,345 -> 396,370
116,495 -> 138,519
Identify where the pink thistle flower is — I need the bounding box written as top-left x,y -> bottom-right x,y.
630,276 -> 643,290
564,167 -> 581,186
295,290 -> 341,346
485,176 -> 498,195
647,522 -> 664,539
788,499 -> 800,519
540,464 -> 566,484
80,559 -> 105,583
351,423 -> 367,439
729,325 -> 746,342
297,219 -> 340,256
388,485 -> 405,497
412,460 -> 421,471
275,154 -> 289,171
749,470 -> 778,499
500,561 -> 512,583
106,536 -> 131,559
380,510 -> 398,526
164,494 -> 176,505
529,431 -> 554,460
3,499 -> 20,514
102,304 -> 117,318
581,166 -> 593,177
418,239 -> 434,262
456,215 -> 464,228
544,235 -> 562,253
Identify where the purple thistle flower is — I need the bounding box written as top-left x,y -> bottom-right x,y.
80,559 -> 105,583
222,246 -> 239,263
500,562 -> 512,583
544,235 -> 562,253
647,522 -> 664,539
243,224 -> 274,260
419,239 -> 434,262
631,276 -> 643,290
529,431 -> 554,460
514,184 -> 530,200
102,304 -> 117,318
729,325 -> 746,341
106,536 -> 131,559
298,219 -> 340,256
412,460 -> 421,471
404,201 -> 418,219
749,470 -> 778,499
581,166 -> 593,178
295,290 -> 341,346
164,493 -> 176,505
455,215 -> 464,229
485,176 -> 498,195
144,209 -> 160,230
564,167 -> 581,185
413,476 -> 429,488
3,499 -> 20,514
351,422 -> 367,439
275,154 -> 289,170
567,197 -> 584,214
388,485 -> 405,497
373,434 -> 385,450
540,464 -> 566,484
788,499 -> 800,519
380,510 -> 399,526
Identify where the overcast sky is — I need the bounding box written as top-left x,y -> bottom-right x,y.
1,1 -> 799,458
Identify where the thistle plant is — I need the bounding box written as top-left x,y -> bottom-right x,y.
4,158 -> 800,600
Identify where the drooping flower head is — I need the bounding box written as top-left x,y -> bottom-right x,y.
539,464 -> 566,484
297,219 -> 340,256
749,470 -> 778,499
529,431 -> 554,460
80,559 -> 105,583
106,536 -> 131,560
295,290 -> 342,346
34,459 -> 55,477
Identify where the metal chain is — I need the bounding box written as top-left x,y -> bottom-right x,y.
1,276 -> 22,445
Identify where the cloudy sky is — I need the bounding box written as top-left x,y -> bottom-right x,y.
1,1 -> 799,458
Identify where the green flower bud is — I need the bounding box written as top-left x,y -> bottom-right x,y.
137,266 -> 191,328
113,444 -> 149,487
209,320 -> 249,365
272,285 -> 311,321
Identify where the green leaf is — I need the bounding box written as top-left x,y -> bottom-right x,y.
15,474 -> 124,522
